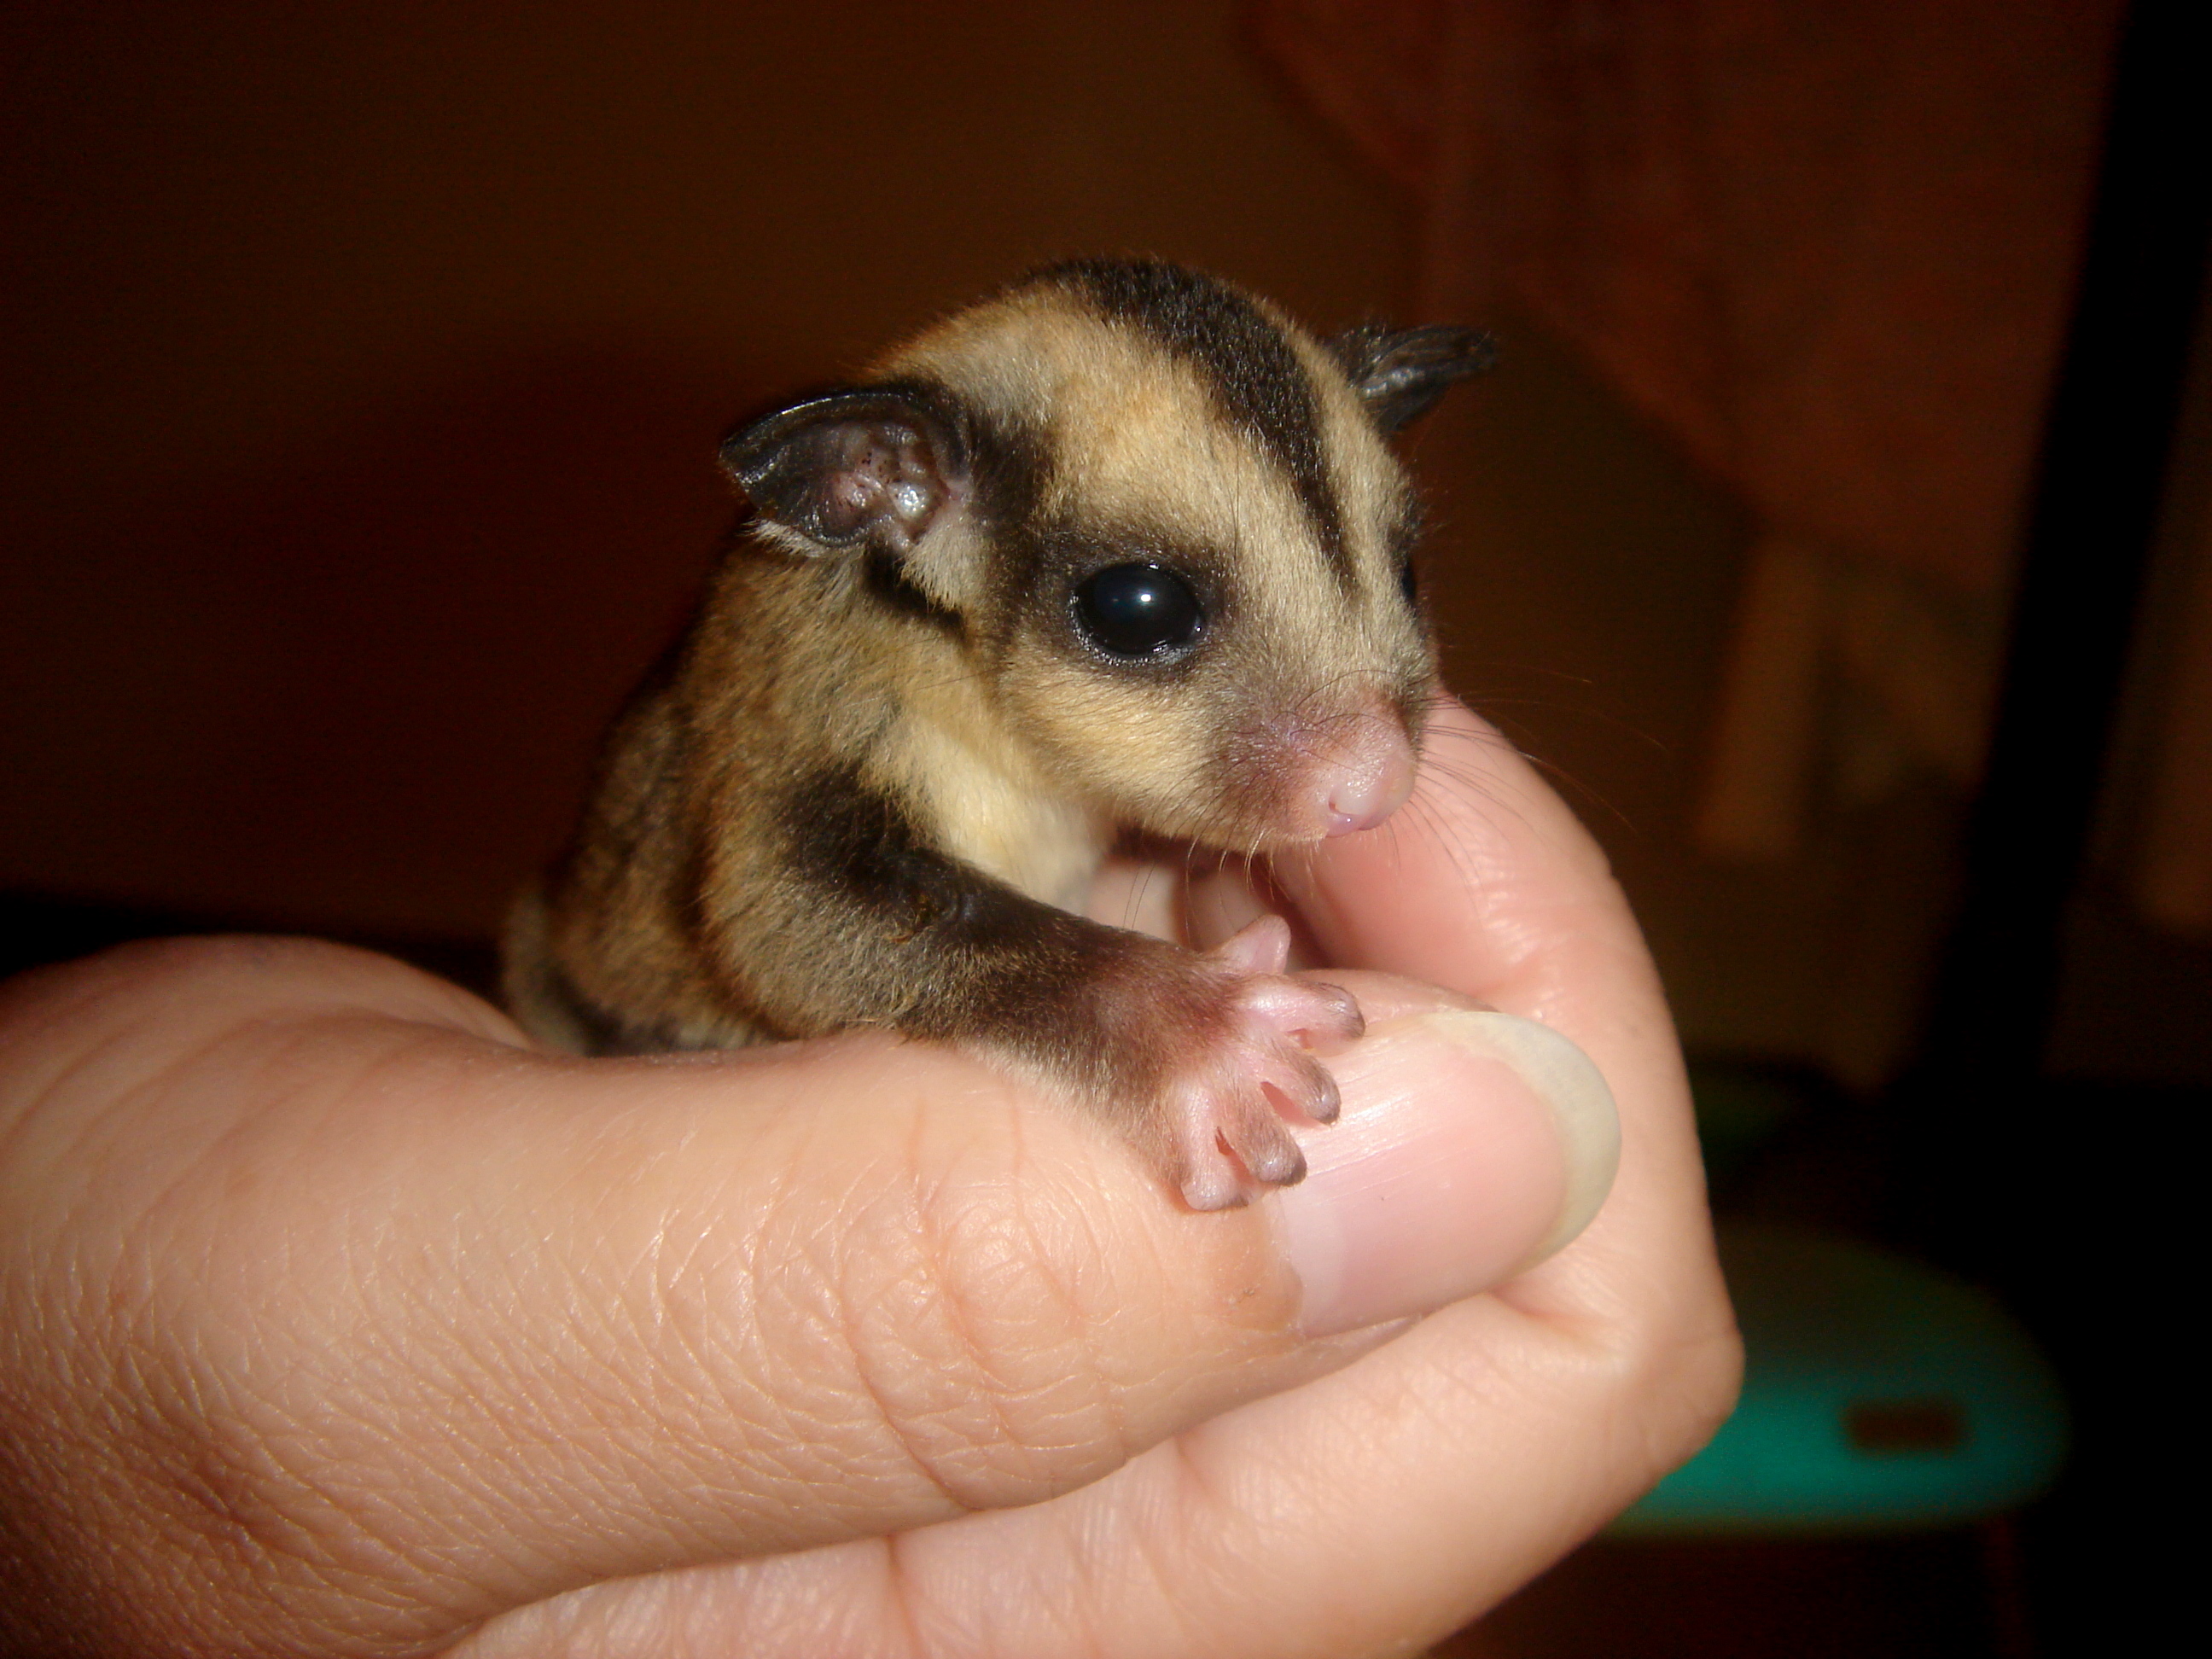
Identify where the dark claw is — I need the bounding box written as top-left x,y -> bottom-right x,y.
1305,1065 -> 1342,1126
1243,1132 -> 1307,1187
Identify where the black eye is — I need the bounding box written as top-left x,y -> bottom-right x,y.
1073,562 -> 1205,660
1399,556 -> 1420,608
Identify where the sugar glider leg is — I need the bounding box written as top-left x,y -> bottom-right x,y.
748,763 -> 1362,1210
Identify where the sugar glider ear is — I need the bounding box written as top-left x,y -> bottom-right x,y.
1328,323 -> 1498,434
719,384 -> 968,556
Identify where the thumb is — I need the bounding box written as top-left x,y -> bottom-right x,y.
0,937 -> 1606,1656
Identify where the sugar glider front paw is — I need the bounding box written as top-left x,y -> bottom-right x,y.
1160,915 -> 1364,1211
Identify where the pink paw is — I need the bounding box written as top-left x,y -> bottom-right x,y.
1165,916 -> 1365,1210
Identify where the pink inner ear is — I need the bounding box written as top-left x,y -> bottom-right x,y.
818,421 -> 945,550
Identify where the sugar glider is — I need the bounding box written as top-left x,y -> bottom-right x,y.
506,259 -> 1493,1208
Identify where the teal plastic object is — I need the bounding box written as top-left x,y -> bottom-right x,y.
1615,1224 -> 2068,1534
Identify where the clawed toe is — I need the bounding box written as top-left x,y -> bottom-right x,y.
1233,975 -> 1363,1050
1134,930 -> 1367,1208
1169,1082 -> 1310,1209
1232,1109 -> 1307,1185
1271,1048 -> 1342,1126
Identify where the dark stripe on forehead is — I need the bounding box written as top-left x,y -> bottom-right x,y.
1034,259 -> 1350,585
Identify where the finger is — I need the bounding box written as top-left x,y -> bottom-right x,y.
1273,696 -> 1724,1317
452,1274 -> 1736,1659
0,934 -> 1592,1656
448,704 -> 1740,1659
1278,696 -> 1656,1032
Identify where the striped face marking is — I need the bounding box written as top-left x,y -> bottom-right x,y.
725,260 -> 1491,861
1044,258 -> 1353,587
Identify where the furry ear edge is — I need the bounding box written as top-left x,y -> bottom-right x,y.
1328,323 -> 1498,434
719,384 -> 969,555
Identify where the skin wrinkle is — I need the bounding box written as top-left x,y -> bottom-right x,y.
1002,1126 -> 1137,1484
466,1247 -> 1708,1654
796,1380 -> 1185,1659
484,1123 -> 796,1592
178,1039 -> 672,1627
60,1013 -> 284,1242
129,1335 -> 264,1567
1019,1190 -> 1160,1464
1028,1540 -> 1122,1659
0,985 -> 178,1180
113,1348 -> 399,1650
1022,1219 -> 1154,1469
1117,1442 -> 1237,1658
1168,1412 -> 1347,1607
289,1416 -> 493,1609
634,1186 -> 725,1459
568,1216 -> 707,1473
878,1528 -> 932,1659
732,1073 -> 887,1522
303,1113 -> 551,1568
905,1136 -> 1057,1499
818,1141 -> 989,1505
437,1285 -> 627,1568
732,1226 -> 852,1527
1468,1324 -> 1663,1518
952,1442 -> 1144,1653
0,946 -> 358,1139
884,1143 -> 1023,1506
105,1178 -> 385,1610
882,1100 -> 1127,1505
256,1365 -> 509,1624
834,1174 -> 977,1522
1633,1322 -> 1743,1487
1195,1331 -> 1553,1633
1129,1458 -> 1228,1655
546,1205 -> 654,1450
614,1052 -> 1486,1637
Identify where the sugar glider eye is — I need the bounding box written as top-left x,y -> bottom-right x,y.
1073,562 -> 1205,660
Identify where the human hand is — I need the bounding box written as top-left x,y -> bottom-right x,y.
0,697 -> 1738,1656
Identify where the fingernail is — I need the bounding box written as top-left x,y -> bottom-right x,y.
1266,1011 -> 1621,1337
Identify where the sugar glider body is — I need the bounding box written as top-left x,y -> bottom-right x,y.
507,259 -> 1492,1208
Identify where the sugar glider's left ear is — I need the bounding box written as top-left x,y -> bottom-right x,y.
719,384 -> 969,556
1328,323 -> 1498,434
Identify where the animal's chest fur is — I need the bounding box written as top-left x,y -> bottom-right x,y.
870,696 -> 1115,916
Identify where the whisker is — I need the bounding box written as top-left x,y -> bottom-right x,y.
1124,860 -> 1158,934
1415,756 -> 1538,839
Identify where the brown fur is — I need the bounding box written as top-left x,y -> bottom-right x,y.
506,261 -> 1490,1206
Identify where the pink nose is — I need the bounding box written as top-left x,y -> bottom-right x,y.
1312,715 -> 1418,836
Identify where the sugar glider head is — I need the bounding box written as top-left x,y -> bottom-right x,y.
721,259 -> 1493,850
